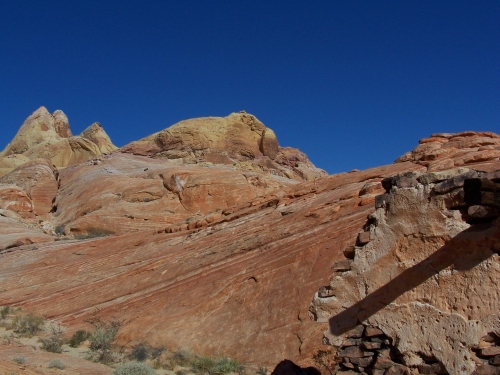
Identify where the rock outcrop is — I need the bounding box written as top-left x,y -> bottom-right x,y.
310,166 -> 500,374
50,153 -> 296,236
0,107 -> 117,176
396,131 -> 500,171
120,111 -> 326,181
1,108 -> 500,371
0,158 -> 58,217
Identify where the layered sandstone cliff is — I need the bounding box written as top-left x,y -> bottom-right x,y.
0,107 -> 499,371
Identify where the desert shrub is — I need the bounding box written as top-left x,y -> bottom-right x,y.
152,356 -> 170,370
40,321 -> 66,353
256,366 -> 268,375
1,306 -> 10,320
150,346 -> 165,359
11,312 -> 45,337
13,355 -> 26,364
69,329 -> 91,348
54,226 -> 65,235
112,361 -> 156,375
48,359 -> 66,369
85,315 -> 122,363
175,370 -> 188,375
129,344 -> 149,362
171,349 -> 192,367
191,356 -> 217,374
191,356 -> 242,375
211,358 -> 243,375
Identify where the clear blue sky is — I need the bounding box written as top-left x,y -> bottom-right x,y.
1,1 -> 499,174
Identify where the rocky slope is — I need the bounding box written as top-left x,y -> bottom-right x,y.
1,107 -> 500,372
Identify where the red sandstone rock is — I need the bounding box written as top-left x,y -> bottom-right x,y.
481,347 -> 500,357
0,216 -> 53,249
0,158 -> 58,216
1,108 -> 500,371
395,131 -> 500,172
0,184 -> 34,218
0,158 -> 424,365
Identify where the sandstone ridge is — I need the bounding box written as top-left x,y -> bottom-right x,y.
0,106 -> 117,177
120,111 -> 327,181
396,131 -> 500,171
1,108 -> 499,372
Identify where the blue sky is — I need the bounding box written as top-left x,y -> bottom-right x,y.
1,1 -> 499,174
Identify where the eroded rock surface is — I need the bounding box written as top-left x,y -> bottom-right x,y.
1,110 -> 499,370
0,157 -> 424,365
396,131 -> 500,171
120,111 -> 326,181
0,107 -> 117,176
310,166 -> 500,375
0,158 -> 58,217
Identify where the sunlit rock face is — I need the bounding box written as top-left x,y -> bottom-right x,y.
120,111 -> 327,181
396,131 -> 500,171
1,107 -> 500,370
310,164 -> 500,375
0,106 -> 117,176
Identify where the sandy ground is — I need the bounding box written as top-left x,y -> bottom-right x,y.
0,325 -> 258,375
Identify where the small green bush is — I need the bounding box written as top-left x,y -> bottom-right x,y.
85,315 -> 122,363
150,346 -> 165,359
171,349 -> 192,367
191,356 -> 242,375
0,306 -> 10,320
69,330 -> 91,348
112,362 -> 156,375
54,226 -> 65,235
13,356 -> 26,365
48,359 -> 66,369
11,312 -> 45,337
40,321 -> 66,353
129,344 -> 149,362
191,356 -> 217,373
